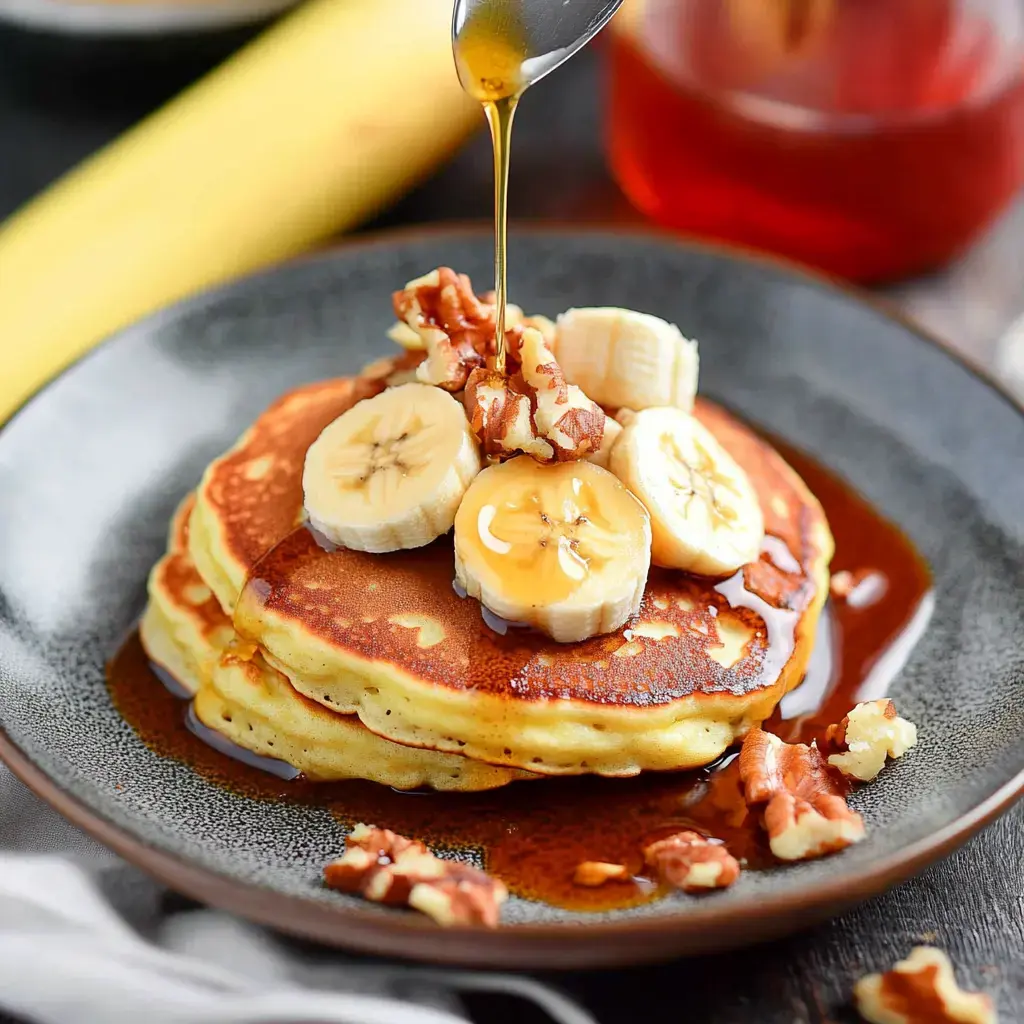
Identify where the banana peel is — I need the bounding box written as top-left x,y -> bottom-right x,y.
0,0 -> 479,424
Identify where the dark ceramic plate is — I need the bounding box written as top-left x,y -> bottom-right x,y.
0,229 -> 1022,968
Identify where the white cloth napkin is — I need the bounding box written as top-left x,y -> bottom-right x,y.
0,766 -> 597,1024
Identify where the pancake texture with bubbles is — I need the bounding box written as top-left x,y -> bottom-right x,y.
142,495 -> 532,791
188,367 -> 833,777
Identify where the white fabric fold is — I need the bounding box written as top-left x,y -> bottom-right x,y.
0,768 -> 598,1024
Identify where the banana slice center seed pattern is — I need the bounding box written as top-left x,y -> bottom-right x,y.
661,433 -> 742,526
480,475 -> 628,603
328,412 -> 437,505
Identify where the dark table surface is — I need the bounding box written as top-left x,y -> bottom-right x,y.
0,19 -> 1021,1024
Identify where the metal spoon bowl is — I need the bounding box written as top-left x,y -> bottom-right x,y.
452,0 -> 624,98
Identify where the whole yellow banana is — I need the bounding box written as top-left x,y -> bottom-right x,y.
0,0 -> 479,424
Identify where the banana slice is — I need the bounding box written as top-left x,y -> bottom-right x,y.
555,307 -> 699,412
520,313 -> 556,350
303,383 -> 481,553
386,321 -> 427,350
609,407 -> 763,576
454,457 -> 651,642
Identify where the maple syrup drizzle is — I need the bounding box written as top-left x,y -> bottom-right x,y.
452,4 -> 528,375
107,440 -> 932,912
485,95 -> 517,376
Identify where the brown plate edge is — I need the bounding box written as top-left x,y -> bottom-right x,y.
1,224 -> 1022,968
0,721 -> 1021,969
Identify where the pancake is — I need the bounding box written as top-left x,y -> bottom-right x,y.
190,369 -> 833,778
189,375 -> 385,615
141,494 -> 235,696
195,653 -> 534,790
142,495 -> 531,791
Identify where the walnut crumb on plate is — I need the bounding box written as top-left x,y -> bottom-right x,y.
739,728 -> 865,861
643,831 -> 740,892
855,947 -> 997,1023
324,824 -> 507,927
573,861 -> 630,887
824,699 -> 918,782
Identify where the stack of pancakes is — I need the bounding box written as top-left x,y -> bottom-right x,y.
140,360 -> 833,792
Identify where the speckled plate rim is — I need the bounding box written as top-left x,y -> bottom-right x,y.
1,225 -> 1022,968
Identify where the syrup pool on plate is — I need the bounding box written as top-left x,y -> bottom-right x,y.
108,437 -> 932,912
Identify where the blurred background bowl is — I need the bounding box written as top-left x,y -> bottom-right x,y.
0,0 -> 297,36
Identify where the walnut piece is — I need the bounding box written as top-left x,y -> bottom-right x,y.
463,327 -> 608,463
391,267 -> 609,464
854,947 -> 997,1024
573,861 -> 630,887
738,728 -> 865,861
585,414 -> 622,469
392,268 -> 517,392
463,366 -> 555,462
644,831 -> 741,892
823,699 -> 918,782
513,327 -> 606,461
324,824 -> 507,927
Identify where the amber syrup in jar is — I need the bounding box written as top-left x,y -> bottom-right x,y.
606,0 -> 1024,282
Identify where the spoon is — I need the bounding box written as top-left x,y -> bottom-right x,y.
453,0 -> 625,99
452,0 -> 624,373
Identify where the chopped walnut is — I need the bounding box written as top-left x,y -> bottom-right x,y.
514,327 -> 606,461
463,367 -> 555,462
854,947 -> 997,1024
391,268 -> 606,463
573,861 -> 630,887
324,824 -> 507,927
644,831 -> 740,892
585,414 -> 622,469
477,295 -> 526,332
823,699 -> 918,783
463,327 -> 607,464
392,268 -> 509,391
387,301 -> 528,352
386,320 -> 427,350
738,728 -> 865,861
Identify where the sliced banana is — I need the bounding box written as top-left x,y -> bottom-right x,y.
454,457 -> 651,642
386,321 -> 427,350
555,307 -> 699,412
609,407 -> 763,576
520,312 -> 556,350
303,383 -> 481,553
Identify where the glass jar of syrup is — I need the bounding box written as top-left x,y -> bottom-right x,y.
606,0 -> 1024,282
